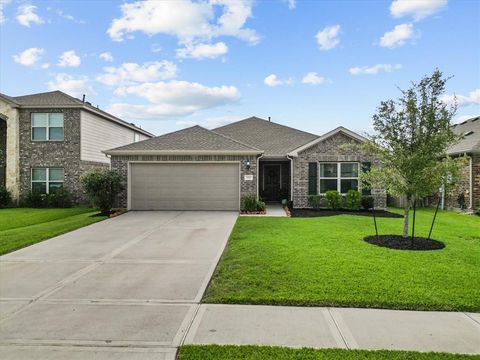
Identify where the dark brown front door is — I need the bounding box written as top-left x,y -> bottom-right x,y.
262,164 -> 281,201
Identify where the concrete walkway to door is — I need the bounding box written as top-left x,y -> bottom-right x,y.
0,211 -> 238,360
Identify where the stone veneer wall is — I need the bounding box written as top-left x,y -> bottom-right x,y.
292,132 -> 386,209
0,99 -> 20,201
442,154 -> 480,210
18,108 -> 107,204
111,154 -> 257,208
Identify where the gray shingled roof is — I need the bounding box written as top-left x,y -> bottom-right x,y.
214,116 -> 319,157
105,125 -> 261,153
448,116 -> 480,155
0,90 -> 153,137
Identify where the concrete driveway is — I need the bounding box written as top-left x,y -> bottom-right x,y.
0,211 -> 238,360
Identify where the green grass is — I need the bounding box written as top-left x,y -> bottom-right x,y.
0,208 -> 107,255
203,208 -> 480,311
178,345 -> 479,360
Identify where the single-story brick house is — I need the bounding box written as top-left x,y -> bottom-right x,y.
442,116 -> 480,210
105,117 -> 386,211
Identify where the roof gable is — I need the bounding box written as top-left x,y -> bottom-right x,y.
288,126 -> 367,156
214,116 -> 318,157
104,125 -> 262,154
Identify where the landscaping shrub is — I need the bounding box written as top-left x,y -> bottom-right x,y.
0,186 -> 12,208
345,190 -> 362,210
241,194 -> 265,212
23,190 -> 45,208
81,169 -> 122,216
325,190 -> 342,210
308,195 -> 322,209
46,188 -> 72,208
361,195 -> 374,210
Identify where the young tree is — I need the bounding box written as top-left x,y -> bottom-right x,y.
81,169 -> 123,216
362,69 -> 464,239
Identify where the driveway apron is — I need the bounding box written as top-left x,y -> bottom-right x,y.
0,211 -> 238,360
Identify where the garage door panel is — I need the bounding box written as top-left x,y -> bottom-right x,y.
130,163 -> 240,210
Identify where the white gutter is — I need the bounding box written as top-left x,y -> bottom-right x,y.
256,153 -> 264,200
104,149 -> 263,156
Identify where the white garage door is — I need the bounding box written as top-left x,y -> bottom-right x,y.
130,162 -> 240,210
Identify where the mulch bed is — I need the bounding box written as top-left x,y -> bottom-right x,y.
364,235 -> 445,251
290,208 -> 403,218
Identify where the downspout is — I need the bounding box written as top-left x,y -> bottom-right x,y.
287,155 -> 294,202
441,184 -> 445,210
469,155 -> 473,210
256,153 -> 264,200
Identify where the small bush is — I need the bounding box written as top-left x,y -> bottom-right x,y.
0,186 -> 12,208
325,190 -> 342,210
345,190 -> 362,210
308,195 -> 322,209
47,188 -> 72,208
361,195 -> 374,210
241,194 -> 265,212
81,169 -> 122,216
24,190 -> 46,208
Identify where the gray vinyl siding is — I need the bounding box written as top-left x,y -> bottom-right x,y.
80,110 -> 148,164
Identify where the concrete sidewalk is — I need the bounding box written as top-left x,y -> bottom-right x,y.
184,304 -> 480,355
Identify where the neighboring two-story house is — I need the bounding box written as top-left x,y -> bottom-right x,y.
0,90 -> 153,204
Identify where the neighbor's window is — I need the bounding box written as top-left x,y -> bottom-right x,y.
31,167 -> 64,194
320,162 -> 359,194
31,113 -> 64,141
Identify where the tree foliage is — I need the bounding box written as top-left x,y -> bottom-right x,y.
361,69 -> 465,238
81,169 -> 122,216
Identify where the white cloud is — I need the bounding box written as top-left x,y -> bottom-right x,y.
58,50 -> 81,67
177,42 -> 228,59
16,3 -> 43,27
46,73 -> 96,97
302,72 -> 326,85
349,64 -> 402,75
12,47 -> 44,66
99,52 -> 114,62
0,0 -> 12,24
107,0 -> 259,45
390,0 -> 447,21
380,23 -> 415,48
108,80 -> 240,120
441,89 -> 480,107
315,24 -> 341,51
97,61 -> 177,86
453,115 -> 478,124
264,74 -> 293,87
286,0 -> 296,10
41,63 -> 50,69
55,9 -> 85,24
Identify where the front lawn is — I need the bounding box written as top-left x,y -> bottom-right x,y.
203,208 -> 480,311
178,345 -> 478,360
0,208 -> 107,255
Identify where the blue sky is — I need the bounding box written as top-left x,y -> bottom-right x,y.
1,0 -> 479,136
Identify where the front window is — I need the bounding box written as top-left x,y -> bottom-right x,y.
31,167 -> 64,194
319,162 -> 358,194
31,113 -> 64,141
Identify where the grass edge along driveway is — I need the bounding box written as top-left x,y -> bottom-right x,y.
178,345 -> 479,360
0,208 -> 106,255
203,208 -> 480,312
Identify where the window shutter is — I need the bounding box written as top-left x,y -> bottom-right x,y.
308,162 -> 318,195
361,162 -> 371,195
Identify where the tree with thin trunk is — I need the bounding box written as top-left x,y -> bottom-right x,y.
361,69 -> 465,239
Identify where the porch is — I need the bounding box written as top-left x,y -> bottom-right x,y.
258,160 -> 291,202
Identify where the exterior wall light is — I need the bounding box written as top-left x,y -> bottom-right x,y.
246,160 -> 251,170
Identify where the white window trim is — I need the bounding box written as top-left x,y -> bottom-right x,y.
319,162 -> 359,194
31,113 -> 64,141
31,167 -> 64,194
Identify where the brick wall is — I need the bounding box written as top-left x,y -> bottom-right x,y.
473,155 -> 480,209
18,108 -> 107,204
292,132 -> 386,209
0,118 -> 6,187
111,154 -> 257,208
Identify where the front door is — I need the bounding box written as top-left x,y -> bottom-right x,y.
262,164 -> 281,201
